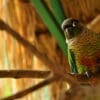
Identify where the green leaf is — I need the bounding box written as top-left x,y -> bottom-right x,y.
68,49 -> 78,73
49,0 -> 66,25
31,0 -> 68,57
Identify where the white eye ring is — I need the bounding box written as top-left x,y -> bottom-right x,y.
72,22 -> 77,27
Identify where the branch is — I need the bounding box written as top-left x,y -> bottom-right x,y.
0,70 -> 51,79
0,19 -> 60,73
0,19 -> 79,85
1,76 -> 59,100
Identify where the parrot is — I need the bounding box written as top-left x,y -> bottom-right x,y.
61,18 -> 100,76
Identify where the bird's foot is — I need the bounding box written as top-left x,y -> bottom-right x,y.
84,71 -> 92,78
69,72 -> 92,78
85,71 -> 90,78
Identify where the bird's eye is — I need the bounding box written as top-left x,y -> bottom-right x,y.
72,21 -> 78,27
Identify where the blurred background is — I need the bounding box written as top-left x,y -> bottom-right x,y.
0,0 -> 100,100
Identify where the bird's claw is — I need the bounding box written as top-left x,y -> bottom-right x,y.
85,71 -> 91,78
70,72 -> 91,78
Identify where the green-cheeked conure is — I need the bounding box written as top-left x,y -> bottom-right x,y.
61,18 -> 100,76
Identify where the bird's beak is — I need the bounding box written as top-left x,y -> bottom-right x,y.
64,29 -> 69,43
66,38 -> 68,43
65,28 -> 68,33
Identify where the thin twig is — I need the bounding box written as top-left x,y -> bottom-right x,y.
1,76 -> 59,100
0,70 -> 51,78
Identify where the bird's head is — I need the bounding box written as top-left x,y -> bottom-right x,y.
61,18 -> 83,40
